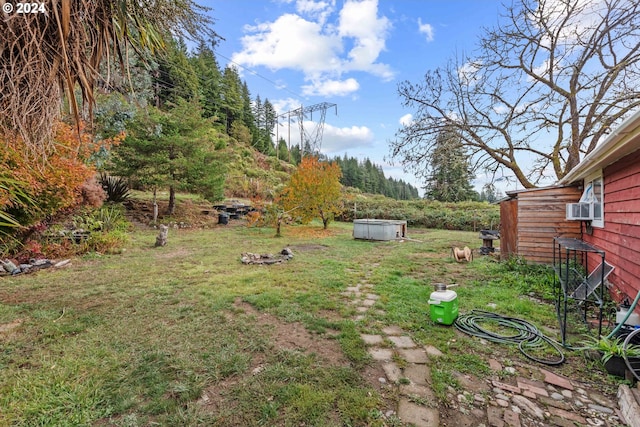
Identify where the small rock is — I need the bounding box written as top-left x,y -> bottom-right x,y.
586,418 -> 605,426
587,404 -> 614,415
0,259 -> 19,273
424,345 -> 444,357
53,259 -> 71,268
504,367 -> 517,375
551,392 -> 564,401
561,389 -> 573,398
512,395 -> 544,420
378,377 -> 387,384
488,358 -> 502,371
281,247 -> 294,257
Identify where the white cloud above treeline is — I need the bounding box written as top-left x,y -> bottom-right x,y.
273,119 -> 374,153
231,0 -> 394,97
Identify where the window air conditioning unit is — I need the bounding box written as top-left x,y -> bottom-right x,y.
566,202 -> 595,220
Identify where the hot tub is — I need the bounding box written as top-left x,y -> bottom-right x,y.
353,219 -> 407,241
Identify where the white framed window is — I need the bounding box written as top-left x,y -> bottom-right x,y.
582,171 -> 604,227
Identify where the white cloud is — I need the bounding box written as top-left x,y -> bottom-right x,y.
273,118 -> 374,153
231,0 -> 394,96
301,77 -> 359,97
338,0 -> 393,79
399,113 -> 413,126
233,14 -> 342,74
295,0 -> 335,25
458,61 -> 482,86
536,0 -> 600,37
321,122 -> 375,153
418,18 -> 434,42
272,97 -> 304,115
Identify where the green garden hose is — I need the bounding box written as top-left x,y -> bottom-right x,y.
454,310 -> 565,365
606,290 -> 640,339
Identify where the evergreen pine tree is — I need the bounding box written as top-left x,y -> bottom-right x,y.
424,127 -> 476,202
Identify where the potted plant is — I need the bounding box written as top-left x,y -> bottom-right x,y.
582,335 -> 640,378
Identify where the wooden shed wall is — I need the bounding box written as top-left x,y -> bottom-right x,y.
583,149 -> 640,303
500,199 -> 517,257
501,186 -> 582,263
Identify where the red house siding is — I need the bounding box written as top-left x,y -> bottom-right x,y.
583,149 -> 640,304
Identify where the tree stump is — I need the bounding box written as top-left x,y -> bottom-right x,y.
155,224 -> 168,247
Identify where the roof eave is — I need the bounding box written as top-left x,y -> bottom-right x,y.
558,109 -> 640,185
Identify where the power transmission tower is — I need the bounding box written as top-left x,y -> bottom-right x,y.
278,102 -> 337,157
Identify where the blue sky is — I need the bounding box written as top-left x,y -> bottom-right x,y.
201,0 -> 507,193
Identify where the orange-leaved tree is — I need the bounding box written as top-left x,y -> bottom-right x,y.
281,156 -> 342,229
0,121 -> 122,234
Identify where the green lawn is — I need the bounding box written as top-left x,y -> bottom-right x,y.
0,221 -> 617,426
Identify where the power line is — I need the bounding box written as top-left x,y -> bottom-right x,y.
212,50 -> 305,101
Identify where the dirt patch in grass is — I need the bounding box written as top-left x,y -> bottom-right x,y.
232,298 -> 348,367
0,318 -> 23,341
286,243 -> 329,252
124,198 -> 221,228
284,226 -> 342,239
154,247 -> 193,259
196,298 -> 364,422
234,300 -> 395,412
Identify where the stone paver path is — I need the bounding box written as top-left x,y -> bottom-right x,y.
341,265 -> 626,427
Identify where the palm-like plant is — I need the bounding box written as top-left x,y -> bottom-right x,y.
0,176 -> 35,232
0,0 -> 216,154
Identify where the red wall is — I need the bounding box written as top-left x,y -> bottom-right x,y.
583,149 -> 640,307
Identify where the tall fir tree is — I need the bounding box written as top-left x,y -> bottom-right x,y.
191,41 -> 223,120
154,38 -> 199,108
220,66 -> 243,133
424,127 -> 477,202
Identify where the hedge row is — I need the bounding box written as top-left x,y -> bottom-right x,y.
338,197 -> 500,232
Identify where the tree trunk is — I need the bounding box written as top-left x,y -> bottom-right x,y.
320,210 -> 329,229
152,188 -> 158,224
275,215 -> 282,237
168,186 -> 176,215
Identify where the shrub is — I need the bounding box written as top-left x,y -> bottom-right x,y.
0,121 -> 122,232
338,196 -> 500,231
99,173 -> 130,203
87,229 -> 128,254
93,205 -> 129,232
79,176 -> 107,207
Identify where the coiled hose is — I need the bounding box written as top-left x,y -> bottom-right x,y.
454,310 -> 565,365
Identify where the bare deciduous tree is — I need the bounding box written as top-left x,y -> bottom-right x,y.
390,0 -> 640,188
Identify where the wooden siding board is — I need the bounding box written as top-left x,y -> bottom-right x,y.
604,172 -> 640,193
604,149 -> 640,183
601,222 -> 640,239
583,150 -> 640,303
500,199 -> 518,257
606,186 -> 640,203
604,212 -> 640,224
499,185 -> 581,263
